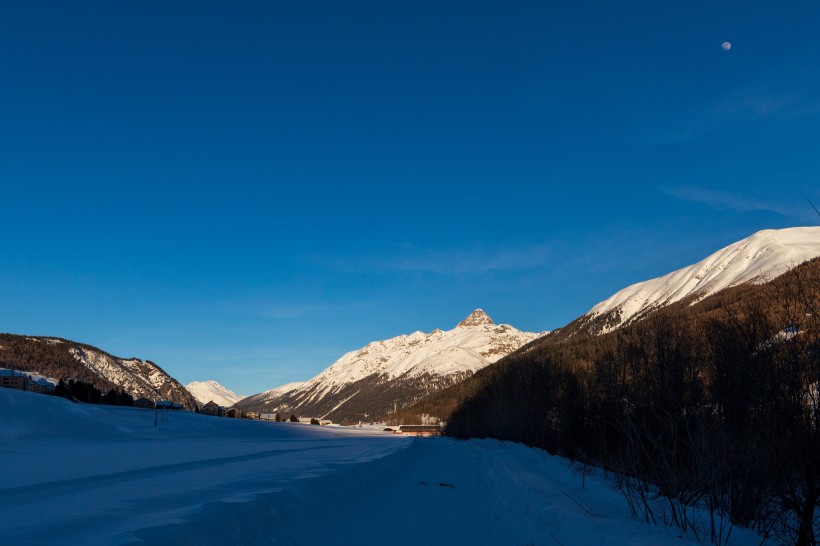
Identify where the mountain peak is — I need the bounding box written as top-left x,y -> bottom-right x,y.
185,380 -> 244,407
457,309 -> 494,328
240,309 -> 541,421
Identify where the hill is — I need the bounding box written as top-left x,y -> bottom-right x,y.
0,334 -> 198,409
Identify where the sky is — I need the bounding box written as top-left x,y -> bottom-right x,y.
1,1 -> 819,395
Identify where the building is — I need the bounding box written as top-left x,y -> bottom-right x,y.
134,397 -> 155,409
0,370 -> 27,391
1,368 -> 59,394
201,401 -> 220,416
398,425 -> 442,437
27,378 -> 56,394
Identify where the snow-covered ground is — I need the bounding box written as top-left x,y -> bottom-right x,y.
0,389 -> 762,545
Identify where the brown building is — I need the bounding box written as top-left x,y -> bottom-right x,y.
202,401 -> 220,416
134,397 -> 155,409
26,378 -> 56,394
0,373 -> 27,390
398,425 -> 442,436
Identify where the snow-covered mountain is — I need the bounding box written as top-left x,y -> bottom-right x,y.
185,380 -> 245,407
577,227 -> 820,335
0,334 -> 199,409
246,381 -> 306,406
240,310 -> 545,422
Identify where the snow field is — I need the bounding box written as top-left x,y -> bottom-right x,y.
1,389 -> 762,545
263,438 -> 762,546
0,389 -> 407,545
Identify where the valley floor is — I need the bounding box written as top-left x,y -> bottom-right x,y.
1,389 -> 761,545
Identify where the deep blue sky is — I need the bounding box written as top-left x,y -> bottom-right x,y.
2,1 -> 819,395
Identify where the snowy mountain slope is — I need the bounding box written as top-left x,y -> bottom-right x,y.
186,380 -> 245,407
244,381 -> 305,405
0,334 -> 198,409
241,310 -> 545,421
67,346 -> 198,408
582,227 -> 820,335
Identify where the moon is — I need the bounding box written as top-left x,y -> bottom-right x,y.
722,41 -> 732,51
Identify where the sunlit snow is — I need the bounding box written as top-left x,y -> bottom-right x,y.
588,227 -> 820,332
185,379 -> 245,407
254,309 -> 545,407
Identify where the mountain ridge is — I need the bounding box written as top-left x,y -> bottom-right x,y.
0,333 -> 198,409
559,226 -> 820,339
240,309 -> 546,421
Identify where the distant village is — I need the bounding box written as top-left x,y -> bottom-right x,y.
1,367 -> 58,394
1,367 -> 185,410
0,367 -> 442,436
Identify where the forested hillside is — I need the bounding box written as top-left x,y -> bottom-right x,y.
0,334 -> 198,408
437,257 -> 819,545
1,336 -> 112,386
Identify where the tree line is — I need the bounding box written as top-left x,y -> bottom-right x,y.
52,378 -> 135,407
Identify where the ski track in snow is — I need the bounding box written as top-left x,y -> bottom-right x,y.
1,389 -> 762,546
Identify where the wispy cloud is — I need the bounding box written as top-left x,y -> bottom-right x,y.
706,89 -> 820,123
664,187 -> 815,221
255,303 -> 337,320
104,332 -> 136,346
240,300 -> 381,321
307,243 -> 556,277
637,68 -> 820,146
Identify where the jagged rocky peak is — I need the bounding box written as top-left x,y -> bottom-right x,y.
457,309 -> 495,328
